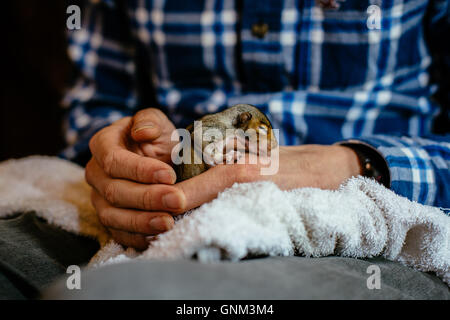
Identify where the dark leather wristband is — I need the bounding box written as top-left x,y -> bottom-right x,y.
340,142 -> 390,188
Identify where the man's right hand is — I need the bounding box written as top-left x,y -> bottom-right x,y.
85,108 -> 186,250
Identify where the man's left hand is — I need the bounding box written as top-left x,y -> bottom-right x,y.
175,145 -> 362,212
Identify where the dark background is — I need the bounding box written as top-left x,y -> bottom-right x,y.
1,1 -> 449,163
2,1 -> 73,161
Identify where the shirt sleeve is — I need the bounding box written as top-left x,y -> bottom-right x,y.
353,0 -> 449,209
346,135 -> 450,209
61,0 -> 138,165
223,85 -> 449,208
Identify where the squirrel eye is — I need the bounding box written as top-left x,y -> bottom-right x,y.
258,125 -> 268,135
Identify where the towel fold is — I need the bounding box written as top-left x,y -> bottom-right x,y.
0,156 -> 448,285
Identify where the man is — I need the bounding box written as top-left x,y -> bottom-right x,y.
4,0 -> 450,300
62,0 -> 449,249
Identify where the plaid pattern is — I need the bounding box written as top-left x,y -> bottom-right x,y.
63,0 -> 450,208
357,135 -> 450,209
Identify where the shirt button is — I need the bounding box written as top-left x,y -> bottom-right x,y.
251,22 -> 269,39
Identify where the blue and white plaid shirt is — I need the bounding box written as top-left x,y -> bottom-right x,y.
63,0 -> 450,209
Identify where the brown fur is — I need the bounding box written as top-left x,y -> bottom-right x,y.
175,104 -> 277,182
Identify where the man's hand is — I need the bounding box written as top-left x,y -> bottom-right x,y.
86,109 -> 361,251
85,109 -> 186,250
176,145 -> 362,211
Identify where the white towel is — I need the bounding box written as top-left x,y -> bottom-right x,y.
0,156 -> 449,285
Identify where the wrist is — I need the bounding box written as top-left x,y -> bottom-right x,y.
332,145 -> 363,178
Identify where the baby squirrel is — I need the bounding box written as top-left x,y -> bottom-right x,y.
175,104 -> 277,182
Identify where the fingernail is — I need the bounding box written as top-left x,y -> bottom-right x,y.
149,216 -> 173,232
162,192 -> 185,210
134,123 -> 154,133
154,170 -> 176,184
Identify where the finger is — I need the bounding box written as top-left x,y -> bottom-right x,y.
175,164 -> 252,213
109,229 -> 150,250
91,189 -> 175,234
89,120 -> 176,184
86,159 -> 186,212
131,108 -> 168,142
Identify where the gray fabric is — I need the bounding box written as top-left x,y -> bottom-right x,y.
0,212 -> 99,299
1,211 -> 448,300
43,256 -> 449,300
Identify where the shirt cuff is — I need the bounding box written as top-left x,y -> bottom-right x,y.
339,136 -> 437,205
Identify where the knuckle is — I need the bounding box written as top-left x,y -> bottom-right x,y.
104,181 -> 118,205
88,134 -> 97,154
90,190 -> 97,208
103,150 -> 118,177
134,158 -> 149,181
142,189 -> 154,211
128,215 -> 140,233
85,160 -> 94,186
89,128 -> 106,154
97,209 -> 111,227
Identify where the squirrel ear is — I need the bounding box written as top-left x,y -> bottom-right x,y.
234,112 -> 252,127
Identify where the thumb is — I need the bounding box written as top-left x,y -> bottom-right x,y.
175,164 -> 238,213
131,108 -> 164,142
